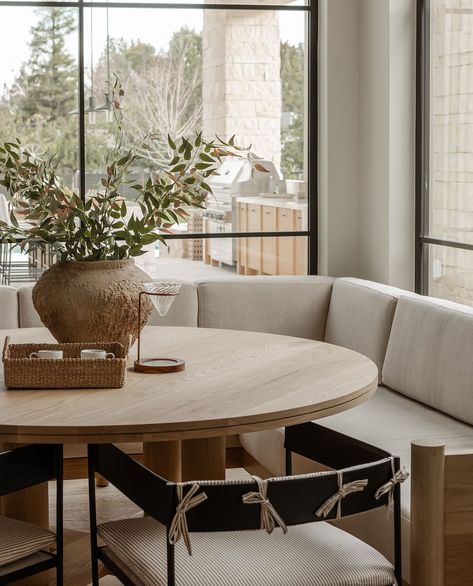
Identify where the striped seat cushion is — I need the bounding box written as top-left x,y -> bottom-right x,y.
0,516 -> 56,567
98,517 -> 396,586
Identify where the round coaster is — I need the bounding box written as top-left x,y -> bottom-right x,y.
133,358 -> 185,374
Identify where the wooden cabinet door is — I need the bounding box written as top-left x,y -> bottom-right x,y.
237,203 -> 247,272
294,211 -> 307,275
247,204 -> 261,272
261,206 -> 277,275
277,208 -> 295,275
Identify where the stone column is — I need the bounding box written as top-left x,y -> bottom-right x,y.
203,1 -> 282,169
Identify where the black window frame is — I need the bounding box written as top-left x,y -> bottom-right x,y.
416,0 -> 473,294
0,0 -> 318,275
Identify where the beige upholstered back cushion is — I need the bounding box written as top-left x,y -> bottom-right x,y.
19,281 -> 198,328
147,280 -> 198,327
0,286 -> 19,329
18,285 -> 42,328
324,278 -> 406,381
383,295 -> 473,424
197,276 -> 335,341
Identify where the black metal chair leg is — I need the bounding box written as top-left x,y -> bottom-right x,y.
285,448 -> 293,476
166,530 -> 176,586
88,447 -> 100,586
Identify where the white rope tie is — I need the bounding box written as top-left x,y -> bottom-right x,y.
316,471 -> 368,519
242,475 -> 288,534
168,483 -> 208,555
375,460 -> 409,513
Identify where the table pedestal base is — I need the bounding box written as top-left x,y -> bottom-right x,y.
143,440 -> 182,482
143,437 -> 226,482
181,437 -> 226,481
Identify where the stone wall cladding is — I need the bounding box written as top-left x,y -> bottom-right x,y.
430,0 -> 473,305
202,5 -> 282,169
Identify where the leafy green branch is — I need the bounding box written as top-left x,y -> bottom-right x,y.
0,78 -> 261,262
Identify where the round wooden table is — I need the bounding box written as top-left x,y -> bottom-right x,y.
0,325 -> 378,539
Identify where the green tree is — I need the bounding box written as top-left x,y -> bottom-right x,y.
93,39 -> 158,95
0,8 -> 78,176
91,28 -> 203,170
85,40 -> 161,174
168,28 -> 202,127
16,8 -> 77,121
280,41 -> 304,179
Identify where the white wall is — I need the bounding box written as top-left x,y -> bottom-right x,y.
318,0 -> 361,278
318,0 -> 416,290
358,0 -> 390,284
388,0 -> 416,290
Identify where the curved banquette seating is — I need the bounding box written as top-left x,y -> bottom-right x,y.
1,275 -> 472,583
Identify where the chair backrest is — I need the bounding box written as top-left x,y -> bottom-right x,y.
180,457 -> 395,533
0,443 -> 63,585
88,444 -> 175,526
89,431 -> 399,534
89,426 -> 405,585
0,444 -> 62,496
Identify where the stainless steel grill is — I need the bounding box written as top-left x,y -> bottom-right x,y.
204,158 -> 281,266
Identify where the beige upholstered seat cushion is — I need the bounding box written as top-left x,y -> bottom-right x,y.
382,296 -> 473,425
98,516 -> 395,586
18,281 -> 199,328
0,516 -> 56,567
318,386 -> 473,514
0,551 -> 53,577
197,276 -> 335,341
324,278 -> 407,381
242,386 -> 473,516
0,286 -> 19,329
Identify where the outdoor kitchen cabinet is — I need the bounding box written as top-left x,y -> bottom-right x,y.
294,211 -> 307,275
235,198 -> 307,276
261,206 -> 277,275
236,202 -> 248,273
246,204 -> 262,272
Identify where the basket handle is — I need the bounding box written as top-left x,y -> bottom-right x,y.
2,336 -> 10,362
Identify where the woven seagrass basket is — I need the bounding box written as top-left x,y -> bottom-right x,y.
2,336 -> 127,389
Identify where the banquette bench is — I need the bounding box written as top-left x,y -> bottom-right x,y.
1,275 -> 472,585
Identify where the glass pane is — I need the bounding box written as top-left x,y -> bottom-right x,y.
0,236 -> 308,284
88,1 -> 309,6
427,243 -> 473,306
137,236 -> 308,278
84,6 -> 308,233
430,1 -> 473,244
0,7 -> 79,188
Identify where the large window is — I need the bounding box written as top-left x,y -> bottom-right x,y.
417,0 -> 473,304
0,0 -> 317,281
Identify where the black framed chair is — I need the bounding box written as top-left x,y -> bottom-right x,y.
88,423 -> 407,586
0,443 -> 63,585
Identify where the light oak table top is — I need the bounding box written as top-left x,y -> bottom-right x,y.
0,326 -> 378,444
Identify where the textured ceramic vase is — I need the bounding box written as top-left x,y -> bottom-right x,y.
32,260 -> 153,352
